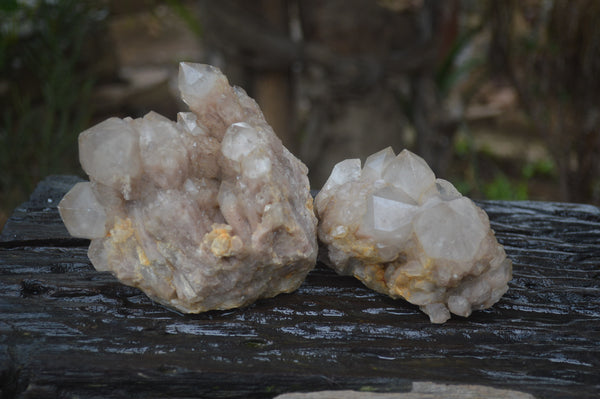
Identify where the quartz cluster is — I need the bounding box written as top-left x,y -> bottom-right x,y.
59,63 -> 318,313
315,148 -> 512,323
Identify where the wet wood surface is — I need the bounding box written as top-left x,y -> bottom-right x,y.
1,175 -> 599,398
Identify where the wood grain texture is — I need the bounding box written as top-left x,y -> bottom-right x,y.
1,176 -> 599,398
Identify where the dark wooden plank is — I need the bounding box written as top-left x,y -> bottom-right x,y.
0,175 -> 86,246
1,176 -> 599,398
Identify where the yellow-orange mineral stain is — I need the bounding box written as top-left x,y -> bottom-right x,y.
204,224 -> 243,258
136,245 -> 150,266
109,217 -> 134,243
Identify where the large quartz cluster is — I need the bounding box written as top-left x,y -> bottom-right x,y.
315,148 -> 512,323
59,63 -> 318,313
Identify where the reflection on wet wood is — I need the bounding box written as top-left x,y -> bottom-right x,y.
1,176 -> 599,398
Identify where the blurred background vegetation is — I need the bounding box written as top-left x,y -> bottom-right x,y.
1,0 -> 599,229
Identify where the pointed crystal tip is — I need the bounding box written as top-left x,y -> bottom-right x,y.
178,62 -> 224,106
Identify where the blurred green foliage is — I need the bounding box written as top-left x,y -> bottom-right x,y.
0,0 -> 104,221
483,173 -> 528,201
521,159 -> 555,181
453,128 -> 557,202
166,0 -> 202,37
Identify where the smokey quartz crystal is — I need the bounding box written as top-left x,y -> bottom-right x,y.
315,147 -> 512,323
59,63 -> 318,313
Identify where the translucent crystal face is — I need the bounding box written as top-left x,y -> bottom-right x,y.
243,156 -> 272,179
58,182 -> 107,239
382,149 -> 436,203
324,158 -> 362,189
363,186 -> 417,245
316,158 -> 363,214
138,112 -> 189,189
221,122 -> 263,162
316,147 -> 512,323
414,198 -> 486,262
363,146 -> 395,179
78,118 -> 142,199
368,187 -> 416,233
178,62 -> 221,105
433,179 -> 462,201
177,112 -> 206,136
59,62 -> 318,314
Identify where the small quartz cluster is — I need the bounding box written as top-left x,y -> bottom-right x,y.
315,148 -> 512,323
59,63 -> 318,313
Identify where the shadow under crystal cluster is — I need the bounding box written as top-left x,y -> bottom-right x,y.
58,63 -> 318,313
315,147 -> 512,323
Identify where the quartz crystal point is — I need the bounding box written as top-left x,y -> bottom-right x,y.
58,63 -> 318,313
315,147 -> 512,323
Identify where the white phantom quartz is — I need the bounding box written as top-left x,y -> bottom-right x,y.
315,147 -> 512,323
58,63 -> 318,313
